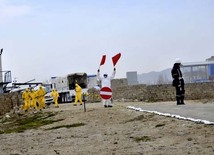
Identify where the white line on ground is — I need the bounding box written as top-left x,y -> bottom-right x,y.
127,106 -> 214,125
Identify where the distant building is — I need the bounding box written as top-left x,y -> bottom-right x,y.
87,74 -> 98,89
126,71 -> 139,85
50,76 -> 68,91
181,56 -> 214,83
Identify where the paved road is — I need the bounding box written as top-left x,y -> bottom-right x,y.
131,102 -> 214,123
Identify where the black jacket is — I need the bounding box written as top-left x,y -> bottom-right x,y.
171,64 -> 184,86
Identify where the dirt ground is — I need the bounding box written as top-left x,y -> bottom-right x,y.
0,101 -> 214,155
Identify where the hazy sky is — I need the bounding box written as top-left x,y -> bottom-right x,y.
1,0 -> 214,82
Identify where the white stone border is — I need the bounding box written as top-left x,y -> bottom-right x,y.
127,106 -> 214,125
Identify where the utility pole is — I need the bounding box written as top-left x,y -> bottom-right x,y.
0,48 -> 4,93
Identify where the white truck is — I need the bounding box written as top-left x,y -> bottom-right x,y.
47,73 -> 98,103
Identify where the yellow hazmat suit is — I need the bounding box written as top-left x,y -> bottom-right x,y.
30,89 -> 38,111
74,83 -> 83,106
22,88 -> 31,111
50,89 -> 59,108
36,85 -> 46,110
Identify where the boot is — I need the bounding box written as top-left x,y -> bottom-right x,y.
176,97 -> 181,105
180,96 -> 185,105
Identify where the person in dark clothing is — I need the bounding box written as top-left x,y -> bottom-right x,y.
171,58 -> 185,105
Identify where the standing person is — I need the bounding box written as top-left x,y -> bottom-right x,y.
36,85 -> 46,110
22,88 -> 31,112
50,88 -> 59,108
97,68 -> 116,108
73,83 -> 83,106
171,58 -> 185,105
30,88 -> 38,112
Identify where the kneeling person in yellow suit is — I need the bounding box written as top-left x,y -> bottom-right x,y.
50,89 -> 59,108
74,83 -> 83,106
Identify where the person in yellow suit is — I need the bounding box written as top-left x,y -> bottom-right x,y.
36,85 -> 46,111
50,89 -> 59,108
30,88 -> 38,111
22,88 -> 31,112
74,83 -> 83,106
